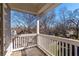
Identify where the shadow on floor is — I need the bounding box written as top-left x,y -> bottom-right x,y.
20,46 -> 47,56
21,49 -> 27,56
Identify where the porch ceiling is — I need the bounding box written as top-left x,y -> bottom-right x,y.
8,3 -> 59,15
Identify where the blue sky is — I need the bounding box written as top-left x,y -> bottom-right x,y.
56,3 -> 79,11
51,3 -> 79,23
11,3 -> 79,28
52,3 -> 79,17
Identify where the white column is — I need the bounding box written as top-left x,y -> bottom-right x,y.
37,20 -> 39,34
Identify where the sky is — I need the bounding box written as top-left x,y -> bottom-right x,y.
11,3 -> 79,28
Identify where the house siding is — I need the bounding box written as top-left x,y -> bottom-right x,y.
0,3 -> 11,56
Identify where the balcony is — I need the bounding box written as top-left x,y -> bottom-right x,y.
6,33 -> 79,56
2,3 -> 79,56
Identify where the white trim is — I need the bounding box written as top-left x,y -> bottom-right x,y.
37,20 -> 39,34
38,4 -> 52,15
5,42 -> 13,56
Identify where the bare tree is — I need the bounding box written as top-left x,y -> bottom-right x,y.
52,7 -> 68,37
39,11 -> 56,34
66,9 -> 79,39
53,7 -> 79,39
11,10 -> 37,34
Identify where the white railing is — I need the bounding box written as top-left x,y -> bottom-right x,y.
12,34 -> 37,49
11,33 -> 79,56
37,34 -> 79,56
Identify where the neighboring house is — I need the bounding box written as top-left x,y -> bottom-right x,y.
11,28 -> 22,36
66,29 -> 76,38
11,28 -> 17,38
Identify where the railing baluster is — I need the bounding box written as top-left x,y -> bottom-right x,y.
62,42 -> 64,56
55,41 -> 57,56
26,36 -> 28,46
25,37 -> 27,47
22,37 -> 24,47
61,41 -> 62,56
15,37 -> 16,49
17,37 -> 18,48
48,39 -> 50,52
75,46 -> 77,56
23,37 -> 25,47
54,40 -> 57,56
51,40 -> 52,55
70,44 -> 72,56
22,37 -> 23,47
53,40 -> 55,55
18,37 -> 21,48
15,37 -> 17,48
66,43 -> 68,56
59,41 -> 61,56
19,37 -> 21,48
51,40 -> 53,54
20,37 -> 22,47
14,38 -> 15,49
25,37 -> 26,47
21,37 -> 22,47
18,37 -> 19,48
13,39 -> 14,49
16,37 -> 18,48
24,37 -> 26,46
58,42 -> 59,56
18,37 -> 20,48
56,41 -> 58,56
24,37 -> 25,47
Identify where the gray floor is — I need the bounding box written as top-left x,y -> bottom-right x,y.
11,46 -> 47,56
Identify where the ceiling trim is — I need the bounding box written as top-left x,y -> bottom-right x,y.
8,3 -> 60,15
11,8 -> 37,15
37,4 -> 52,15
37,3 -> 60,15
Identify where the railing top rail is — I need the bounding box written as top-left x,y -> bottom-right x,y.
39,34 -> 79,46
17,33 -> 37,37
12,33 -> 37,37
11,33 -> 37,41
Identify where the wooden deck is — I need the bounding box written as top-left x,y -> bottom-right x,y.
11,46 -> 47,56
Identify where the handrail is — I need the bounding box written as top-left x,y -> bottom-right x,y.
38,34 -> 79,56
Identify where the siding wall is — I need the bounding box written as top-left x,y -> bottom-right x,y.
3,4 -> 11,55
0,3 -> 3,56
0,3 -> 11,56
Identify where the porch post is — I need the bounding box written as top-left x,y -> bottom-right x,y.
37,20 -> 39,34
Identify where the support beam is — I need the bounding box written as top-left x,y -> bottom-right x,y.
37,20 -> 39,34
